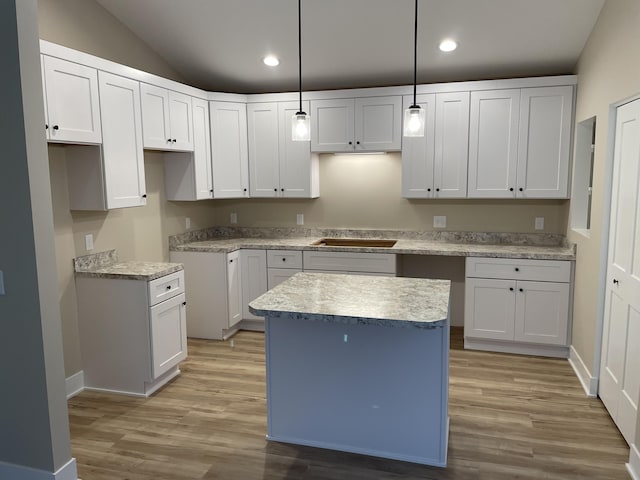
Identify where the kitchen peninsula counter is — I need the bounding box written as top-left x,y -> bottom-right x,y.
249,272 -> 452,466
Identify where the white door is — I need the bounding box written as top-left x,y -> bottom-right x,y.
248,103 -> 280,197
311,98 -> 355,152
42,55 -> 102,144
464,278 -> 516,341
192,97 -> 213,199
168,91 -> 194,151
240,250 -> 268,321
599,98 -> 640,445
149,293 -> 187,379
401,94 -> 436,198
278,101 -> 314,198
514,280 -> 569,345
210,101 -> 249,198
355,96 -> 402,151
467,89 -> 520,198
140,83 -> 172,150
227,250 -> 243,328
98,71 -> 146,209
434,92 -> 469,198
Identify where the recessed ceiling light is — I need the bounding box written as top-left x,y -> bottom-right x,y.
439,39 -> 458,53
263,55 -> 280,67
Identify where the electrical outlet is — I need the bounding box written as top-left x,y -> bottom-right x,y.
297,214 -> 304,225
185,217 -> 191,229
0,270 -> 5,295
85,234 -> 94,251
433,216 -> 446,228
535,217 -> 544,230
230,213 -> 238,224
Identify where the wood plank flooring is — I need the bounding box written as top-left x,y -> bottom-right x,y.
68,328 -> 630,479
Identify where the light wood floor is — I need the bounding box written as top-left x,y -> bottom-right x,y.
68,328 -> 630,479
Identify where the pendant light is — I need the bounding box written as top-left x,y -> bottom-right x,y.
403,0 -> 425,137
292,0 -> 310,141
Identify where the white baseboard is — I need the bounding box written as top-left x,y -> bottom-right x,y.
628,444 -> 640,480
0,457 -> 77,480
65,371 -> 84,399
464,338 -> 569,358
568,345 -> 598,397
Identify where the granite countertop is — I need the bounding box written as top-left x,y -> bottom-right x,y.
171,236 -> 576,260
74,250 -> 183,281
249,272 -> 451,329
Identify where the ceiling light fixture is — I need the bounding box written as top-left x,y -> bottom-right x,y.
439,39 -> 457,52
263,55 -> 280,67
292,0 -> 310,141
403,0 -> 425,137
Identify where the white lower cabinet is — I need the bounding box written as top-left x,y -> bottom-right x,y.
267,250 -> 303,289
464,257 -> 572,357
227,250 -> 243,328
75,270 -> 187,396
240,249 -> 268,321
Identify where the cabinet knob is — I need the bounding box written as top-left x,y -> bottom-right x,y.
229,259 -> 233,263
274,188 -> 278,192
142,194 -> 147,198
173,139 -> 177,143
519,187 -> 523,192
182,301 -> 187,306
509,287 -> 514,291
281,188 -> 285,192
243,188 -> 247,192
613,278 -> 619,285
356,141 -> 360,145
52,125 -> 59,130
210,189 -> 213,193
427,188 -> 431,192
166,285 -> 172,290
348,141 -> 353,145
45,124 -> 49,130
514,267 -> 519,272
436,188 -> 440,192
519,288 -> 524,292
509,187 -> 514,192
282,258 -> 286,262
167,138 -> 172,143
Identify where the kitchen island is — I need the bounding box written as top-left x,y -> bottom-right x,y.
249,272 -> 451,467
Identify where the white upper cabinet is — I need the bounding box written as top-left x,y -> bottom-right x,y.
247,101 -> 319,198
468,89 -> 520,198
401,93 -> 436,198
434,92 -> 470,198
210,101 -> 249,198
65,71 -> 145,210
140,83 -> 194,151
164,97 -> 213,201
311,96 -> 402,153
517,86 -> 573,198
41,55 -> 102,144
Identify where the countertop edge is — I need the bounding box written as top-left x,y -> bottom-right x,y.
74,263 -> 184,281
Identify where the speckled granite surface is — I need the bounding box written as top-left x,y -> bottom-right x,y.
74,250 -> 183,281
249,272 -> 451,329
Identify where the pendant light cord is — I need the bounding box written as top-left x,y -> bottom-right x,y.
297,0 -> 303,114
411,0 -> 418,108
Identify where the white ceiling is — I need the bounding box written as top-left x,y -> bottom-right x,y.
95,0 -> 605,94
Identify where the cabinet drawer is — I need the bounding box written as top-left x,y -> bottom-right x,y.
303,251 -> 396,274
465,257 -> 570,282
267,250 -> 303,269
148,270 -> 185,306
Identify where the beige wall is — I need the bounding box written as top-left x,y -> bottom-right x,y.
567,0 -> 640,421
213,153 -> 569,232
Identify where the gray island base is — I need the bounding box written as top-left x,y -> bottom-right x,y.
249,273 -> 452,467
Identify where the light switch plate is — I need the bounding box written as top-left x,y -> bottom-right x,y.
0,270 -> 4,295
433,216 -> 446,228
297,214 -> 304,225
535,217 -> 544,230
230,213 -> 238,224
85,234 -> 94,251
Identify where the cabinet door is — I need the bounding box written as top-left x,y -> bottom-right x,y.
464,278 -> 516,341
434,92 -> 469,198
40,56 -> 50,140
149,293 -> 187,379
210,101 -> 249,198
98,71 -> 146,209
355,96 -> 402,151
517,86 -> 573,198
240,250 -> 268,321
311,98 -> 355,152
267,268 -> 301,290
468,90 -> 520,198
278,101 -> 318,198
514,281 -> 569,345
42,55 -> 102,144
140,83 -> 172,150
192,97 -> 213,199
401,94 -> 436,198
227,250 -> 243,328
168,91 -> 194,151
248,103 -> 280,197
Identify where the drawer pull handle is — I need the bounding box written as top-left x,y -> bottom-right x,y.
166,285 -> 172,290
282,258 -> 286,262
182,301 -> 187,306
509,287 -> 514,291
613,279 -> 619,285
514,267 -> 520,272
519,288 -> 524,292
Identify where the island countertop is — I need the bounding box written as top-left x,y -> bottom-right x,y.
249,272 -> 451,329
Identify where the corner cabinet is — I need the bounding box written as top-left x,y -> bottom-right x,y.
464,257 -> 572,358
66,71 -> 146,210
467,86 -> 573,199
402,92 -> 469,198
210,101 -> 250,198
247,101 -> 319,198
140,83 -> 194,151
311,96 -> 402,153
75,270 -> 187,396
41,55 -> 102,144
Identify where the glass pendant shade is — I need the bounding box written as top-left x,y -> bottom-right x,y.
403,105 -> 426,137
292,112 -> 311,141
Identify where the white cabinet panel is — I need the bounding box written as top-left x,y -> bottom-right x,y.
515,281 -> 569,345
227,250 -> 242,328
267,268 -> 300,290
311,98 -> 355,152
355,96 -> 402,151
464,278 -> 516,341
434,92 -> 469,198
468,90 -> 520,198
267,250 -> 303,269
150,293 -> 187,378
401,94 -> 436,198
303,251 -> 396,274
240,250 -> 268,321
466,257 -> 571,283
42,55 -> 102,144
248,103 -> 280,197
210,101 -> 249,198
192,97 -> 213,199
168,91 -> 194,151
141,84 -> 193,151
